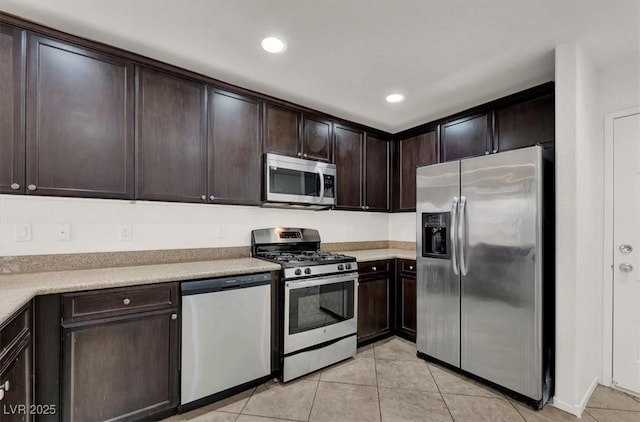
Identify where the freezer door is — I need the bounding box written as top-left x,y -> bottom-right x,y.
460,146 -> 543,400
416,161 -> 461,367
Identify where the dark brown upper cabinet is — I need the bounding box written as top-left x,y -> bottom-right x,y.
495,94 -> 554,152
364,134 -> 389,211
397,131 -> 438,211
264,102 -> 332,162
135,67 -> 207,203
302,115 -> 332,162
25,34 -> 134,199
0,24 -> 25,195
334,124 -> 364,210
441,113 -> 492,162
208,89 -> 262,205
264,103 -> 299,157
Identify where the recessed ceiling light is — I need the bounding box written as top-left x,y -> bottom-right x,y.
261,37 -> 286,53
386,93 -> 405,103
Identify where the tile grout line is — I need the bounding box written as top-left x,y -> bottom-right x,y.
306,375 -> 321,422
373,342 -> 383,422
505,397 -> 527,421
425,361 -> 457,422
236,385 -> 257,417
583,408 -> 600,422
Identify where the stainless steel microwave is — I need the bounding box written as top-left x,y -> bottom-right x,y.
264,153 -> 336,209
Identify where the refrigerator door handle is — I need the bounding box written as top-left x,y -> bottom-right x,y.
459,196 -> 468,276
451,196 -> 460,275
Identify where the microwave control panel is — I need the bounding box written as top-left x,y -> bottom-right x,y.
323,174 -> 335,198
422,212 -> 451,259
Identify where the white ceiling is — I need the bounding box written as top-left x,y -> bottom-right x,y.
2,0 -> 639,133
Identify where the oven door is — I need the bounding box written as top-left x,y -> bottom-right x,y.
284,272 -> 358,354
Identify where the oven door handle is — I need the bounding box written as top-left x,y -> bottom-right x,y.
285,273 -> 358,289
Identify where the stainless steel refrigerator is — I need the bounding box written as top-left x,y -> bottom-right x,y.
416,145 -> 554,408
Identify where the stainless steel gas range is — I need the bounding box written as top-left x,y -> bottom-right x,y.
251,228 -> 358,382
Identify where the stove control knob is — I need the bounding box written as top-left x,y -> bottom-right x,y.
345,263 -> 352,270
304,268 -> 311,275
338,264 -> 344,271
295,269 -> 302,276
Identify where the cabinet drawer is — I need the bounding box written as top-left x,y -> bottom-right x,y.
399,259 -> 416,274
0,304 -> 31,358
62,283 -> 178,323
358,260 -> 391,277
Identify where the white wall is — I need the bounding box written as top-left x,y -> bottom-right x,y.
552,41 -> 606,415
0,195 -> 389,256
387,212 -> 416,243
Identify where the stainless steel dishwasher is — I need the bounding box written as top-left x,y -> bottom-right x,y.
180,273 -> 271,409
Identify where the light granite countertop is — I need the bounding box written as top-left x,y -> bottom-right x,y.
0,248 -> 416,325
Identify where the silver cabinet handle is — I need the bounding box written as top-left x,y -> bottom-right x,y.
0,387 -> 4,401
372,266 -> 377,271
171,313 -> 177,320
123,298 -> 131,305
210,195 -> 215,200
619,263 -> 634,273
200,195 -> 206,200
27,184 -> 37,191
451,197 -> 460,275
3,381 -> 9,391
10,183 -> 20,190
459,196 -> 468,276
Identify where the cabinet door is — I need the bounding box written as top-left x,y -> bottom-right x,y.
398,131 -> 437,211
334,125 -> 363,210
495,94 -> 554,152
62,309 -> 178,422
357,276 -> 390,342
0,25 -> 25,195
209,89 -> 262,205
0,339 -> 32,422
264,103 -> 300,157
441,114 -> 491,162
364,135 -> 389,211
301,115 -> 331,162
397,273 -> 417,342
25,34 -> 134,199
135,67 -> 207,202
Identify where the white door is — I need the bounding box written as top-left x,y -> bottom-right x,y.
613,111 -> 640,394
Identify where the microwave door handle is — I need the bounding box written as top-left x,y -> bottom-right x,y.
318,167 -> 325,202
451,197 -> 459,275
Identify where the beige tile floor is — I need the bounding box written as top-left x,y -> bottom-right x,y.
165,336 -> 640,422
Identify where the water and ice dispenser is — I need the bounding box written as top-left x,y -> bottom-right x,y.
422,212 -> 450,259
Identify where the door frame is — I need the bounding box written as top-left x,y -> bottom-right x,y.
602,106 -> 640,386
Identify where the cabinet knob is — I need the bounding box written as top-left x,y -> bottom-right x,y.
484,151 -> 490,155
372,266 -> 377,271
492,149 -> 498,154
297,152 -> 302,157
409,265 -> 414,270
200,195 -> 206,200
171,313 -> 177,320
123,298 -> 131,305
27,184 -> 37,191
303,153 -> 307,158
10,183 -> 20,190
365,206 -> 370,210
210,195 -> 215,200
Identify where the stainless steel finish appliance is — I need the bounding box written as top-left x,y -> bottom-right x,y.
252,228 -> 358,382
181,273 -> 271,408
416,146 -> 554,408
264,153 -> 336,209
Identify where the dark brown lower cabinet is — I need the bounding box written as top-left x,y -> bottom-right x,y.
60,284 -> 179,422
396,259 -> 417,342
0,304 -> 32,422
357,260 -> 394,344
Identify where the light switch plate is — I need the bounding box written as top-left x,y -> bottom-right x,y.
15,222 -> 32,242
56,223 -> 71,241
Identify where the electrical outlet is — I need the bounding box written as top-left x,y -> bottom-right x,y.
216,224 -> 226,238
118,225 -> 132,241
15,222 -> 31,242
55,223 -> 71,241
